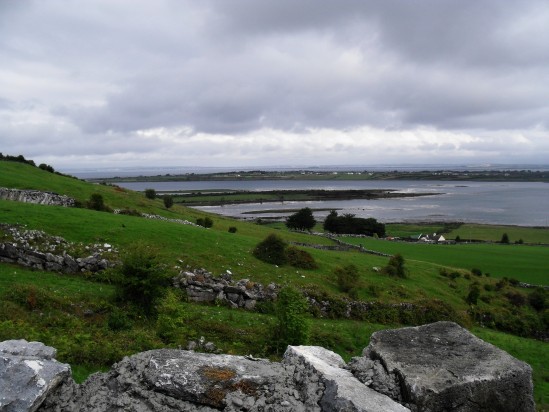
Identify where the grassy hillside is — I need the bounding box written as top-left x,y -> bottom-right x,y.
1,160 -> 548,406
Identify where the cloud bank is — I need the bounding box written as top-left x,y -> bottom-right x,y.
1,0 -> 548,169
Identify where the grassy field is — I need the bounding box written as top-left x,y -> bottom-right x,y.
338,236 -> 549,285
1,160 -> 548,407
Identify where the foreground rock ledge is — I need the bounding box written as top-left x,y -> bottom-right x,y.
0,322 -> 535,411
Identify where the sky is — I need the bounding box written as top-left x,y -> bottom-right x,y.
1,0 -> 548,171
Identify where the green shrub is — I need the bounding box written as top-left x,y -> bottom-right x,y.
334,264 -> 360,294
500,233 -> 510,244
528,288 -> 547,311
228,226 -> 238,233
107,308 -> 132,331
285,246 -> 318,269
196,217 -> 213,228
114,242 -> 168,317
156,290 -> 188,343
383,254 -> 407,278
87,193 -> 107,211
163,195 -> 174,209
144,188 -> 156,199
273,287 -> 309,353
471,268 -> 482,277
505,291 -> 527,307
466,284 -> 480,305
253,234 -> 287,265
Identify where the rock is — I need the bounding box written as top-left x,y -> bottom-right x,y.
352,321 -> 535,412
283,346 -> 409,412
0,340 -> 71,412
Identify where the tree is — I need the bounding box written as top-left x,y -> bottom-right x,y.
114,242 -> 167,317
322,210 -> 385,236
500,233 -> 510,244
274,287 -> 309,353
144,188 -> 156,200
163,195 -> 174,209
253,234 -> 287,265
286,207 -> 316,231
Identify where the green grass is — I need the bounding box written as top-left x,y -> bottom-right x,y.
449,223 -> 549,244
338,236 -> 549,285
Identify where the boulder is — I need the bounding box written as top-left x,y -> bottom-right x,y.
0,340 -> 70,412
349,321 -> 535,412
284,346 -> 410,412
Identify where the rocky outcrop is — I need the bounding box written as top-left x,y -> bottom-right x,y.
0,340 -> 71,412
348,321 -> 536,411
1,322 -> 535,411
0,188 -> 75,207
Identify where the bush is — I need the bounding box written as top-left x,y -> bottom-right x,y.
505,291 -> 527,307
500,233 -> 510,244
38,163 -> 55,173
107,308 -> 132,331
466,284 -> 480,305
285,246 -> 318,269
323,210 -> 385,236
228,226 -> 237,233
273,287 -> 309,353
286,208 -> 316,231
163,195 -> 174,209
252,234 -> 287,265
144,188 -> 156,199
156,290 -> 187,343
528,288 -> 547,311
334,264 -> 360,294
87,193 -> 107,211
196,217 -> 213,228
383,254 -> 407,278
114,242 -> 168,317
471,268 -> 482,277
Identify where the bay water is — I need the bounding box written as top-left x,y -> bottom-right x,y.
115,180 -> 549,226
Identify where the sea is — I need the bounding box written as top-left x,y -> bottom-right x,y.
109,180 -> 549,227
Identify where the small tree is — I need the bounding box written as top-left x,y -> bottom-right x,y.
500,233 -> 510,244
285,246 -> 318,269
274,287 -> 309,353
253,234 -> 287,265
114,242 -> 167,317
144,188 -> 156,200
383,254 -> 407,278
163,195 -> 174,209
286,208 -> 316,231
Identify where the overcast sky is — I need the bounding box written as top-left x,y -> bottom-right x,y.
1,0 -> 548,171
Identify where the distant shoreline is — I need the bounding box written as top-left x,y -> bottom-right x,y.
88,169 -> 549,183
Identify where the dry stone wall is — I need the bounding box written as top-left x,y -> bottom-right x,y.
0,188 -> 75,207
1,322 -> 534,412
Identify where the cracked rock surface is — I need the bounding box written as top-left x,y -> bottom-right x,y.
0,340 -> 71,412
348,321 -> 535,412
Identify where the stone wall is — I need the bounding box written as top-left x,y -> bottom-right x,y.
0,224 -> 116,274
0,322 -> 535,411
0,187 -> 75,207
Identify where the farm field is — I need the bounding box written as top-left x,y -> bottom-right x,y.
337,236 -> 549,285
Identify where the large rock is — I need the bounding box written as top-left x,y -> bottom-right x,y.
283,346 -> 410,412
0,340 -> 70,412
41,349 -> 307,411
349,321 -> 535,412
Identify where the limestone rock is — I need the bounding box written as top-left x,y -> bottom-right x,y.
0,340 -> 70,412
351,321 -> 535,412
283,346 -> 410,412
